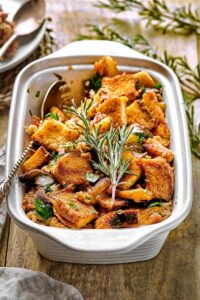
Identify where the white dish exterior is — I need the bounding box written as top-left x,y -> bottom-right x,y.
0,0 -> 46,73
6,40 -> 192,264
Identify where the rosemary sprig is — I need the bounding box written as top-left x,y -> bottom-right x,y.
77,24 -> 200,158
64,99 -> 133,203
96,0 -> 200,36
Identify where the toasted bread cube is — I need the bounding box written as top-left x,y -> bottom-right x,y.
117,188 -> 153,202
21,146 -> 51,173
31,119 -> 78,151
97,96 -> 128,126
53,192 -> 98,228
144,138 -> 174,162
94,56 -> 118,77
141,157 -> 174,201
50,152 -> 92,185
94,116 -> 112,133
49,106 -> 67,122
120,150 -> 142,190
152,123 -> 170,147
142,91 -> 165,123
95,73 -> 138,102
96,194 -> 128,210
133,71 -> 155,88
126,100 -> 156,129
95,209 -> 138,229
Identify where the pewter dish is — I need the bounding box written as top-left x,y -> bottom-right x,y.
5,41 -> 192,263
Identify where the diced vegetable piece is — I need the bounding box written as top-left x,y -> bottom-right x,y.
31,119 -> 78,151
53,192 -> 98,228
138,202 -> 172,225
95,209 -> 138,229
117,188 -> 153,202
21,146 -> 51,173
50,152 -> 92,185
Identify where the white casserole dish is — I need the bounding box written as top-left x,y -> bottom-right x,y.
6,40 -> 192,264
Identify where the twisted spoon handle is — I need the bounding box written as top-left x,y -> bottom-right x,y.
0,141 -> 33,203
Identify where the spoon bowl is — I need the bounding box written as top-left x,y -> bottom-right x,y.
0,0 -> 46,60
14,0 -> 46,36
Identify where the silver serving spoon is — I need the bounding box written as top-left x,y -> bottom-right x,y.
0,80 -> 67,202
0,0 -> 46,60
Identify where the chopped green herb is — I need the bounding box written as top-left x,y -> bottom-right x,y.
45,112 -> 59,120
35,198 -> 53,221
85,194 -> 91,200
134,132 -> 147,144
148,202 -> 163,208
35,90 -> 40,97
69,202 -> 78,210
86,173 -> 100,183
116,209 -> 123,215
88,72 -> 102,91
53,72 -> 63,80
51,151 -> 62,162
141,86 -> 146,93
154,83 -> 162,89
44,184 -> 53,193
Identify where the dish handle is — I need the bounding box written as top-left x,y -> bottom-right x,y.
46,40 -> 151,60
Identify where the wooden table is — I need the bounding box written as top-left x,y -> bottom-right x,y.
0,1 -> 200,299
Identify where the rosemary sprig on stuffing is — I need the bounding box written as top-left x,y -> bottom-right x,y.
77,24 -> 200,158
64,99 -> 133,203
96,0 -> 200,36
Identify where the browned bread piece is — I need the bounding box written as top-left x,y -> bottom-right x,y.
31,119 -> 78,151
53,192 -> 98,228
126,100 -> 156,129
152,123 -> 170,147
95,209 -> 138,229
133,71 -> 155,88
138,202 -> 172,225
50,152 -> 92,185
94,56 -> 118,77
21,146 -> 51,173
142,91 -> 165,123
95,73 -> 138,102
120,150 -> 142,190
144,138 -> 174,162
141,157 -> 174,201
117,188 -> 153,202
97,96 -> 128,126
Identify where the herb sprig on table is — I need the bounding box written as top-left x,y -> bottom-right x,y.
78,24 -> 200,158
95,0 -> 200,36
64,99 -> 133,203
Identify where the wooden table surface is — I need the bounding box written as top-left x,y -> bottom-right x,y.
0,1 -> 200,299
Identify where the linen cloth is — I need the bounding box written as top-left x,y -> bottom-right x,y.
0,145 -> 7,239
0,267 -> 83,300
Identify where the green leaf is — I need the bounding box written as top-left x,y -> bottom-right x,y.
51,151 -> 61,161
148,202 -> 163,208
154,83 -> 162,89
45,112 -> 59,120
44,184 -> 53,193
86,173 -> 100,183
88,72 -> 102,91
35,198 -> 53,221
69,202 -> 79,210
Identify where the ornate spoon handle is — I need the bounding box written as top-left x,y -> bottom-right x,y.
0,141 -> 33,203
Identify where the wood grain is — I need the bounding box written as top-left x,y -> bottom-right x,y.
1,1 -> 200,300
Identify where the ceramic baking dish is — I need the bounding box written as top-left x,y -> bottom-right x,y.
6,40 -> 192,264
